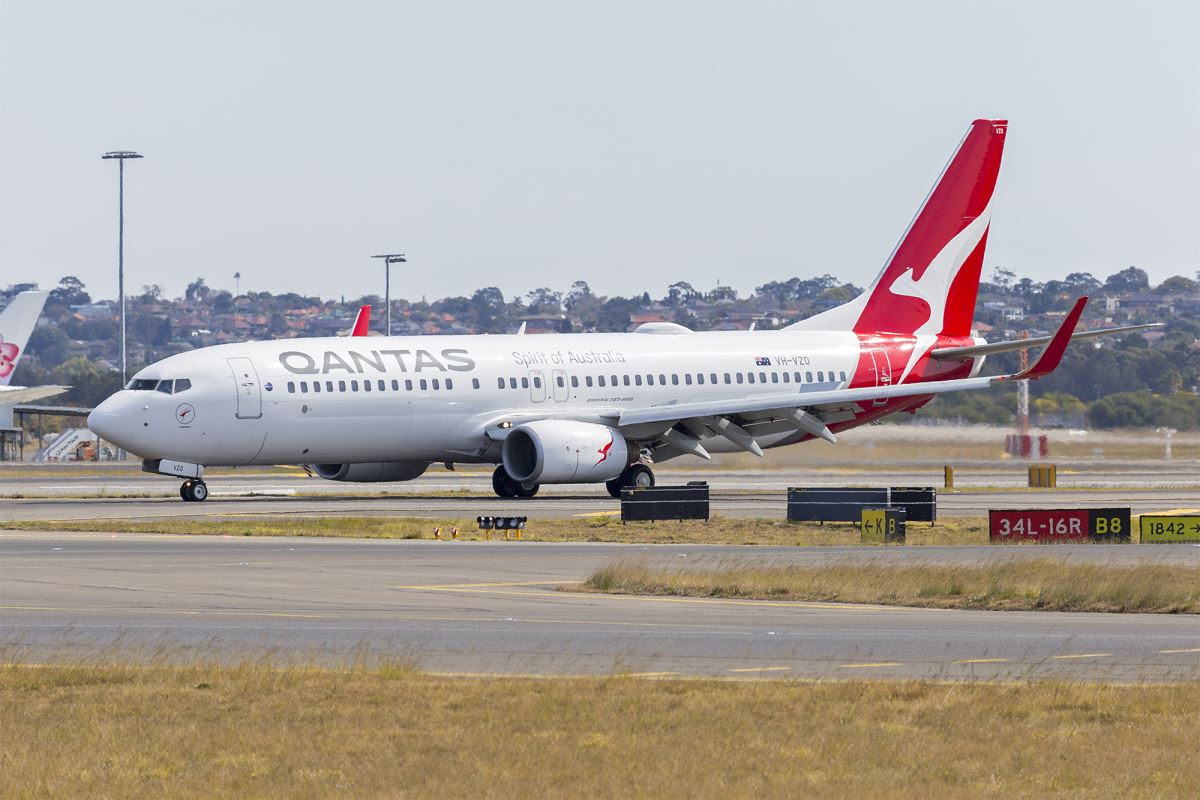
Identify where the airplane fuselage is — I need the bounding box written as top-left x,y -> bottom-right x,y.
88,328 -> 978,468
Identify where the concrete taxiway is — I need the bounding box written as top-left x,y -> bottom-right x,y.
2,462 -> 1198,499
2,531 -> 1197,681
2,459 -> 1195,522
2,487 -> 1198,524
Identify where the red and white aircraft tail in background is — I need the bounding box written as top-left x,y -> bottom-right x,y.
88,120 -> 1157,501
1,292 -> 69,430
350,305 -> 371,337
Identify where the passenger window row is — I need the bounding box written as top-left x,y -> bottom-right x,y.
494,370 -> 849,390
285,377 -> 463,394
139,369 -> 849,399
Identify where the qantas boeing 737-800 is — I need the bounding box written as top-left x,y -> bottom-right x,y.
87,119 -> 1155,501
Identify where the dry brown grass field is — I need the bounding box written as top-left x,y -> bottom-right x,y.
3,514 -> 989,545
582,559 -> 1200,613
3,662 -> 1198,799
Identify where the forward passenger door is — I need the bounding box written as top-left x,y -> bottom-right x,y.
227,357 -> 262,419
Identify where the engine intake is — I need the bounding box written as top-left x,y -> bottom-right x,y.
313,462 -> 430,482
502,420 -> 628,484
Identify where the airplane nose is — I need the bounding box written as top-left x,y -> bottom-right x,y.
87,396 -> 132,447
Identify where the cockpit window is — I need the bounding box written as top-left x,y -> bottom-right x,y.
128,377 -> 192,393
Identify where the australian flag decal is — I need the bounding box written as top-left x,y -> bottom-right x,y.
754,356 -> 771,366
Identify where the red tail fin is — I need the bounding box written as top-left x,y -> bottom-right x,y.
789,119 -> 1007,337
351,305 -> 371,337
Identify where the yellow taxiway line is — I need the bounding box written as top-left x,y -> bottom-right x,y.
840,662 -> 903,669
1050,652 -> 1113,660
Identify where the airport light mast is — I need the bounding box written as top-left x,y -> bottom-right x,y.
101,150 -> 143,385
370,253 -> 406,336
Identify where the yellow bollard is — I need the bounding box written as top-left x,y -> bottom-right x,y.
503,529 -> 510,541
451,526 -> 459,540
1027,465 -> 1057,488
515,529 -> 522,540
944,465 -> 954,490
433,527 -> 441,540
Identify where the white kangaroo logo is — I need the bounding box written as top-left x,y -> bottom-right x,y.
890,202 -> 994,383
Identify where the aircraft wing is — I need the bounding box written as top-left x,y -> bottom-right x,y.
610,298 -> 1088,457
0,385 -> 70,405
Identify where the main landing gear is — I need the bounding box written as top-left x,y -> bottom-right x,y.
605,463 -> 654,499
180,479 -> 209,502
492,465 -> 539,499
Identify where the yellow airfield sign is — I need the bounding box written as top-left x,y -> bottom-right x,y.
1139,515 -> 1200,543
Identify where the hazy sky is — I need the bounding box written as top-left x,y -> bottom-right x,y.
2,1 -> 1198,304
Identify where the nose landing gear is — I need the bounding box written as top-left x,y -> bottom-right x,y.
180,479 -> 209,502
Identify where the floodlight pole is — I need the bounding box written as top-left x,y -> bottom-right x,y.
370,254 -> 407,336
102,151 -> 143,384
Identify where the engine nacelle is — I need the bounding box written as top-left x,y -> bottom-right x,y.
313,461 -> 430,482
502,420 -> 628,484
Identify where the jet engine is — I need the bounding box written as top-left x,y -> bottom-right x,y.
313,462 -> 430,482
502,420 -> 628,484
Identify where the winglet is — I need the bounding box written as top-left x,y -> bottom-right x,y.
1003,296 -> 1087,381
351,305 -> 371,337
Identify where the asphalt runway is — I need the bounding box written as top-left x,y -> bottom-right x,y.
2,531 -> 1197,681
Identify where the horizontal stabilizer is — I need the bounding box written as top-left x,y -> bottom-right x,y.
931,322 -> 1162,361
12,401 -> 90,417
0,385 -> 70,405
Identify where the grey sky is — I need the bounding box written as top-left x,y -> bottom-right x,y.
2,1 -> 1197,304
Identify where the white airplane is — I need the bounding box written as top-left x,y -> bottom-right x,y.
0,291 -> 69,430
88,120 -> 1153,501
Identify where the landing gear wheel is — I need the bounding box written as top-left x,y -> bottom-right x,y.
627,464 -> 654,489
180,479 -> 209,502
606,463 -> 655,498
492,465 -> 519,498
515,482 -> 539,498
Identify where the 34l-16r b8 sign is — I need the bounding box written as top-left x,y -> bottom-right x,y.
988,509 -> 1131,543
